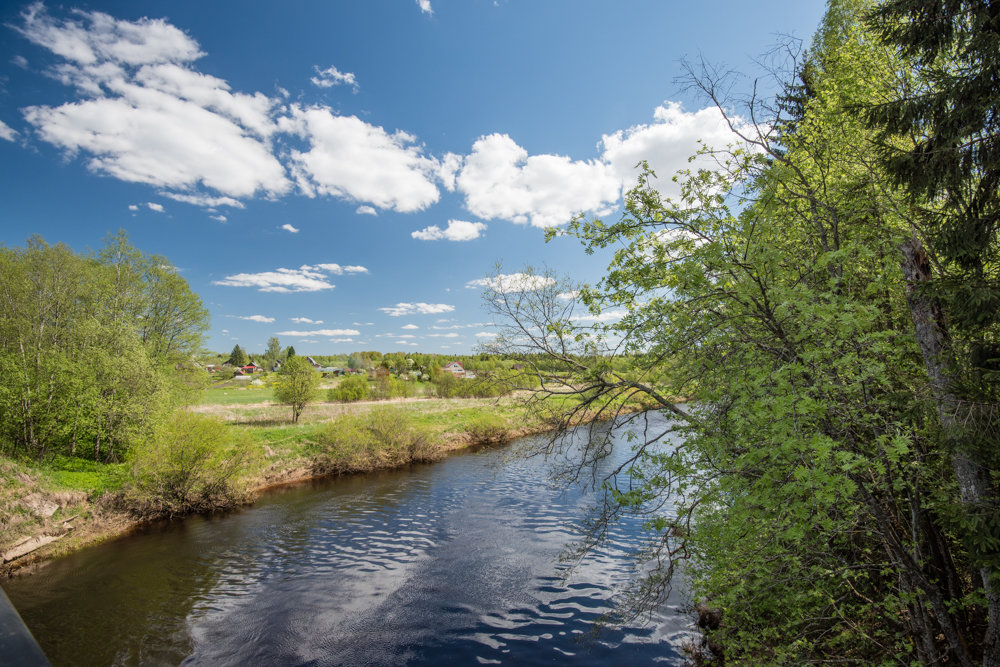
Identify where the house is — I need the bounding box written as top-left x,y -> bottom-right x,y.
442,361 -> 464,376
306,356 -> 321,368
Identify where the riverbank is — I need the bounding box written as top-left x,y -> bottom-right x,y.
2,393 -> 648,576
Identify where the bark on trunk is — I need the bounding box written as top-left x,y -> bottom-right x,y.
900,236 -> 999,667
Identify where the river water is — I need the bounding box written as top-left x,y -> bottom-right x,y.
3,418 -> 692,665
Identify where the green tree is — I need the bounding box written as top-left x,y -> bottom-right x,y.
285,345 -> 295,359
274,356 -> 320,423
227,344 -> 247,367
865,6 -> 1000,660
264,336 -> 282,367
0,235 -> 203,461
485,2 -> 998,662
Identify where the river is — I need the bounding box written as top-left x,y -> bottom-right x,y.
3,416 -> 693,665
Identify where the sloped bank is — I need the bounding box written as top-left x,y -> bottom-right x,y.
2,398 -> 647,576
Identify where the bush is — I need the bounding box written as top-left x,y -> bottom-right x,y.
121,412 -> 252,518
371,376 -> 415,400
463,413 -> 513,446
433,372 -> 507,398
328,374 -> 370,402
312,407 -> 441,474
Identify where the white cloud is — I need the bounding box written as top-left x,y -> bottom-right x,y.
161,192 -> 245,208
311,65 -> 358,93
428,333 -> 459,338
283,105 -> 441,213
128,204 -> 138,211
401,324 -> 419,330
147,201 -> 164,212
281,223 -> 299,233
17,5 -> 289,204
304,263 -> 369,275
276,328 -> 361,337
328,338 -> 353,343
412,219 -> 486,241
213,262 -> 368,292
600,102 -> 743,199
210,214 -> 227,222
213,266 -> 334,293
557,290 -> 580,300
570,309 -> 626,323
236,314 -> 275,323
393,334 -> 416,339
466,273 -> 556,292
475,332 -> 497,338
454,104 -> 746,228
0,120 -> 18,142
379,302 -> 455,317
416,0 -> 434,15
356,205 -> 377,216
456,133 -> 619,228
291,317 -> 323,324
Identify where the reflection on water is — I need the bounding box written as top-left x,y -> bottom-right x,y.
3,417 -> 693,665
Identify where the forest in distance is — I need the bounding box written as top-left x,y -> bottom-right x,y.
2,0 -> 1000,664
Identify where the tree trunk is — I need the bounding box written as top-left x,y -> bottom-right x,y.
900,236 -> 999,667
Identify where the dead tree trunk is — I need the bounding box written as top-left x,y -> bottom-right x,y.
900,236 -> 999,667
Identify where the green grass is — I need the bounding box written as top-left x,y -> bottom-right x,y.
201,385 -> 276,405
35,456 -> 129,496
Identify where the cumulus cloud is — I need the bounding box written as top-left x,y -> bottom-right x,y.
128,204 -> 138,211
328,337 -> 353,343
475,331 -> 497,338
379,302 -> 454,317
311,65 -> 358,93
416,0 -> 433,15
393,334 -> 416,339
147,201 -> 164,212
304,263 -> 368,275
600,102 -> 743,199
412,219 -> 486,241
213,266 -> 334,293
17,4 -> 289,203
280,223 -> 299,233
283,105 -> 442,213
557,290 -> 580,300
466,273 -> 556,292
236,314 -> 275,323
456,133 -> 619,228
213,261 -> 369,293
454,103 -> 746,228
291,317 -> 322,324
210,214 -> 227,222
356,205 -> 377,216
0,120 -> 18,141
427,333 -> 459,338
401,324 -> 419,330
276,328 -> 361,337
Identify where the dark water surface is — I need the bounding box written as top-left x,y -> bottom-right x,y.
3,420 -> 692,665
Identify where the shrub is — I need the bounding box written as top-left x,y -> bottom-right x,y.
328,374 -> 370,402
463,413 -> 513,446
312,407 -> 441,474
371,376 -> 415,400
121,412 -> 252,518
433,372 -> 507,398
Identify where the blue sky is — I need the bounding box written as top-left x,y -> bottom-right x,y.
0,1 -> 826,356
